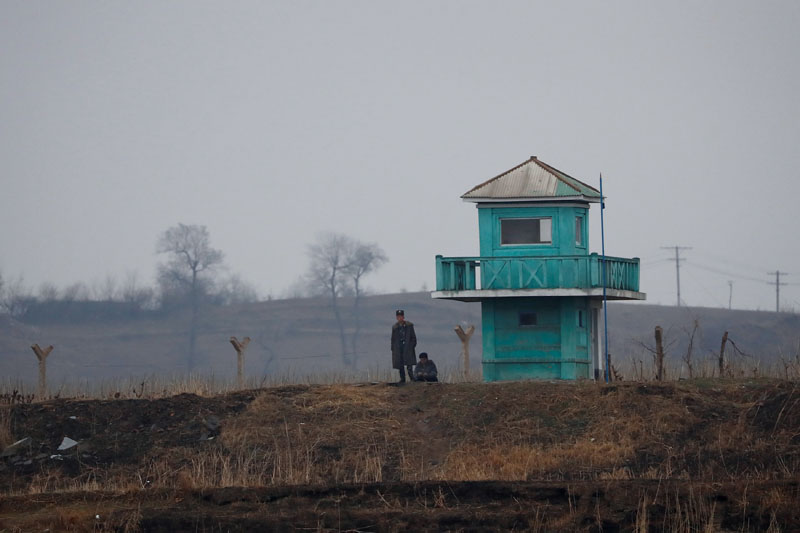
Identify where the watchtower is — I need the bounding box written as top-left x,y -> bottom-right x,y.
432,157 -> 645,381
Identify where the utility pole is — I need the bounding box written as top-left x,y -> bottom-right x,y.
728,280 -> 733,310
767,271 -> 788,313
661,245 -> 692,307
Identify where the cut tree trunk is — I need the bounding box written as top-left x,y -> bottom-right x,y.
719,331 -> 729,377
454,325 -> 475,379
30,344 -> 54,400
229,336 -> 251,389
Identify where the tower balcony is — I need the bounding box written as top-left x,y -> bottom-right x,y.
432,254 -> 645,302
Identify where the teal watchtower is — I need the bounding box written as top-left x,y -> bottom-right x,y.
432,157 -> 645,381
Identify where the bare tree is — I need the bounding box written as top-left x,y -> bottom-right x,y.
634,325 -> 677,381
91,274 -> 119,301
255,321 -> 288,375
284,276 -> 311,299
217,274 -> 260,305
345,242 -> 387,359
307,233 -> 389,367
157,223 -> 224,372
120,270 -> 155,313
0,275 -> 33,318
38,282 -> 60,302
307,232 -> 355,365
61,281 -> 90,303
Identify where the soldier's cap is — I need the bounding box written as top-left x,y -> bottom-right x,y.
419,352 -> 428,359
395,309 -> 404,316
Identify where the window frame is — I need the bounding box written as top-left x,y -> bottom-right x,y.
499,217 -> 553,246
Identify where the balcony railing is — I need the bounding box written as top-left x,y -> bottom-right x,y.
435,254 -> 640,292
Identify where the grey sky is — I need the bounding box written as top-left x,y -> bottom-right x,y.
1,1 -> 799,311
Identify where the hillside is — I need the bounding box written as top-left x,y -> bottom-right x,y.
1,380 -> 798,531
1,292 -> 799,386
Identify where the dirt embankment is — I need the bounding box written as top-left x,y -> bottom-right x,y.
1,380 -> 798,531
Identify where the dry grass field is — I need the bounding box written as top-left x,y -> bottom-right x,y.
1,379 -> 798,531
1,295 -> 799,530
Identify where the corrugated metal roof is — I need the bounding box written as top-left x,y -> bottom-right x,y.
462,157 -> 601,202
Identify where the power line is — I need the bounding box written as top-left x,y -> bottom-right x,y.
639,258 -> 672,267
686,261 -> 766,284
691,249 -> 768,277
647,247 -> 797,310
767,271 -> 789,313
661,245 -> 692,307
680,268 -> 726,308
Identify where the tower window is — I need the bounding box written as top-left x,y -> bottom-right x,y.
501,218 -> 552,245
578,310 -> 585,327
576,217 -> 584,246
519,312 -> 538,326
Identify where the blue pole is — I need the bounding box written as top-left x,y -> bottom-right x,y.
600,174 -> 609,383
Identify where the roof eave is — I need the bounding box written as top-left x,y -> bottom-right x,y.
461,195 -> 601,204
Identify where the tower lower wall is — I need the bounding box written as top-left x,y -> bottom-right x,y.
481,297 -> 593,381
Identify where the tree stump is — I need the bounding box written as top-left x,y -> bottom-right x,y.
454,325 -> 475,380
719,331 -> 729,377
30,344 -> 54,400
654,327 -> 664,381
229,337 -> 251,389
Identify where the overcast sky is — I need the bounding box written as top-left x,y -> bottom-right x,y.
1,1 -> 799,312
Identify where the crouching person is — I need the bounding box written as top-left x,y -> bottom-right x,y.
414,352 -> 438,382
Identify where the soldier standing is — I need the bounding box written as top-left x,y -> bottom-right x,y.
391,309 -> 417,383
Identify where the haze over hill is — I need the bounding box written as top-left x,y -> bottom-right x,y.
1,291 -> 798,386
2,2 -> 800,312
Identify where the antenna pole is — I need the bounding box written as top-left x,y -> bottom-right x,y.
600,174 -> 609,383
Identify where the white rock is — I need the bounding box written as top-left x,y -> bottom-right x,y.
57,437 -> 78,451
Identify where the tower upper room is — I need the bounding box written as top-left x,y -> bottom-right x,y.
463,156 -> 601,258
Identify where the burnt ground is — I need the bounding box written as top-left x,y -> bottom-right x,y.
1,380 -> 799,531
1,480 -> 800,532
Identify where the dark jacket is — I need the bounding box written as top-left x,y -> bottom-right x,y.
414,359 -> 438,381
391,321 -> 417,369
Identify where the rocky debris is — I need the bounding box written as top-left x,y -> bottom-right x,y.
200,415 -> 221,441
1,437 -> 32,458
1,391 -> 256,483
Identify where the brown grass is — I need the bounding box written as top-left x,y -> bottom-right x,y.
3,379 -> 799,504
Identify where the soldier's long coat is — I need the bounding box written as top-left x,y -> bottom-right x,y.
391,321 -> 417,369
